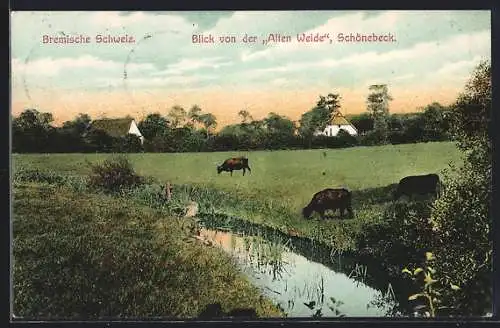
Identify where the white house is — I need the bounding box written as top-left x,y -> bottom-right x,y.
90,117 -> 145,144
314,112 -> 358,137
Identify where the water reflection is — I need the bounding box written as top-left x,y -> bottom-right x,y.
199,228 -> 400,317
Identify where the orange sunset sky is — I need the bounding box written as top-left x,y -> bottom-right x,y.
11,11 -> 491,128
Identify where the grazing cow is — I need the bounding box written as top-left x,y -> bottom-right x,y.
394,174 -> 441,200
217,157 -> 251,176
302,188 -> 353,220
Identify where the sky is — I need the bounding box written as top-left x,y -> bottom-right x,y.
11,10 -> 491,128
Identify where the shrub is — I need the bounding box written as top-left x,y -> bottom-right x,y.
113,134 -> 143,153
360,200 -> 435,269
421,60 -> 491,316
88,155 -> 143,193
14,168 -> 67,185
359,130 -> 387,146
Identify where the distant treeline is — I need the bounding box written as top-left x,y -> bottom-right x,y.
12,102 -> 452,153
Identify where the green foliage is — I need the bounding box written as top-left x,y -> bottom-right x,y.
84,129 -> 115,152
402,252 -> 461,317
299,93 -> 342,139
360,200 -> 435,268
348,113 -> 374,135
14,168 -> 71,185
12,183 -> 282,319
13,99 -> 453,153
366,84 -> 393,144
421,60 -> 491,315
12,109 -> 55,153
137,113 -> 171,140
88,155 -> 143,193
113,134 -> 143,153
167,105 -> 188,128
360,129 -> 387,146
198,113 -> 217,138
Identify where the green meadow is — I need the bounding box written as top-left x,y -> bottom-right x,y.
13,141 -> 462,213
13,141 -> 463,252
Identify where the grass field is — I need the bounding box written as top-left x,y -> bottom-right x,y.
12,182 -> 283,319
13,141 -> 462,212
13,141 -> 463,252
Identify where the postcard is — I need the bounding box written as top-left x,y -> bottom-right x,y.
10,10 -> 492,320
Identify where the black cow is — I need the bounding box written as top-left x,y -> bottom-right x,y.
302,188 -> 353,220
394,174 -> 441,200
217,157 -> 251,176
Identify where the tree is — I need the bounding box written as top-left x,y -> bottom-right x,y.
263,112 -> 296,149
12,109 -> 55,152
366,84 -> 392,144
45,113 -> 91,152
187,105 -> 203,128
138,113 -> 170,140
168,105 -> 187,128
14,108 -> 53,130
238,109 -> 253,124
61,113 -> 91,136
428,60 -> 491,315
198,113 -> 217,139
348,113 -> 374,134
264,112 -> 296,136
299,93 -> 341,146
84,129 -> 115,153
419,102 -> 450,141
114,134 -> 143,153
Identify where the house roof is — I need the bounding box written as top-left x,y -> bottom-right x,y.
90,118 -> 135,137
330,112 -> 353,126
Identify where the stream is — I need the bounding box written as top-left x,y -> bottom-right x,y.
198,227 -> 403,317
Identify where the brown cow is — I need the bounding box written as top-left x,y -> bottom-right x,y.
217,157 -> 251,176
302,188 -> 353,220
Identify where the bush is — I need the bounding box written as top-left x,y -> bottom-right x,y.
359,129 -> 387,146
420,60 -> 491,316
88,155 -> 143,193
113,135 -> 143,153
360,200 -> 435,270
428,160 -> 491,315
14,168 -> 68,185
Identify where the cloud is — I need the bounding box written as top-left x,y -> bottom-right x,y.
242,30 -> 490,81
10,11 -> 491,102
90,12 -> 149,28
435,55 -> 485,76
12,55 -> 155,77
98,74 -> 218,88
240,11 -> 403,62
392,73 -> 416,81
151,57 -> 233,76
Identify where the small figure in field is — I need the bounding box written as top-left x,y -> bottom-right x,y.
217,157 -> 251,176
302,188 -> 354,220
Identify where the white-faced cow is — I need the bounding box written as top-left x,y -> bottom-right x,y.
217,157 -> 251,176
394,174 -> 441,200
302,188 -> 353,220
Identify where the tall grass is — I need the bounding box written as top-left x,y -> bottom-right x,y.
12,182 -> 283,319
